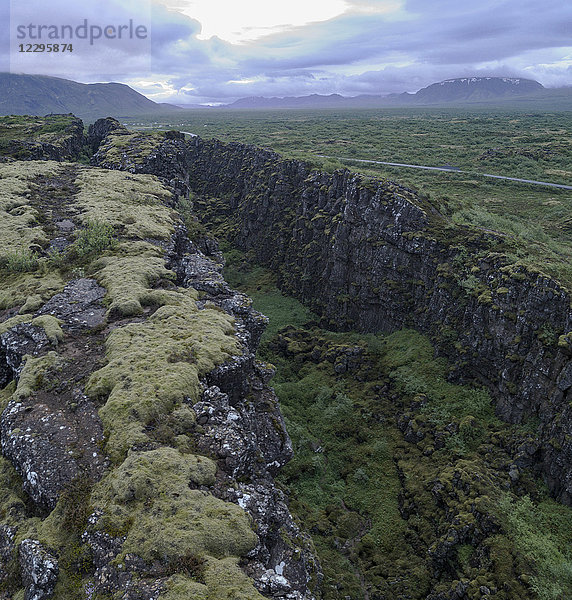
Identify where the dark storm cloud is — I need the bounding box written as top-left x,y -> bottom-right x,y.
233,0 -> 572,71
144,0 -> 572,102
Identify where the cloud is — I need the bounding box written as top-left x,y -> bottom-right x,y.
8,0 -> 154,79
4,0 -> 572,103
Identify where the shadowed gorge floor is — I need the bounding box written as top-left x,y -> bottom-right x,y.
222,247 -> 572,600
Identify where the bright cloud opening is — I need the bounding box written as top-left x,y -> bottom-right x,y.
157,0 -> 351,43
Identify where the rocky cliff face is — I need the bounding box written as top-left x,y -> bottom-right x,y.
0,145 -> 319,598
0,114 -> 85,162
173,137 -> 572,505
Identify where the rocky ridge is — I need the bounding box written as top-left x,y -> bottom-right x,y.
0,138 -> 320,598
0,114 -> 85,162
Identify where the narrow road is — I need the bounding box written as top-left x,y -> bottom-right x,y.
316,155 -> 572,191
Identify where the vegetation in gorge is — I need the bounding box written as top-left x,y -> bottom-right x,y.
223,247 -> 572,600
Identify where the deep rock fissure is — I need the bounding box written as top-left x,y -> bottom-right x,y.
173,137 -> 572,505
91,121 -> 571,506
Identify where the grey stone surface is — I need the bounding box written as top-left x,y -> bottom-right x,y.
37,278 -> 106,331
19,539 -> 58,600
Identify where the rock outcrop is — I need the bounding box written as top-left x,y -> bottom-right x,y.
0,157 -> 319,598
0,114 -> 84,162
91,121 -> 191,200
177,137 -> 572,505
18,539 -> 58,600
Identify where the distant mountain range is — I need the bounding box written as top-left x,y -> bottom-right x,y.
0,73 -> 180,121
0,74 -> 570,119
224,77 -> 571,109
226,93 -> 356,109
407,77 -> 544,102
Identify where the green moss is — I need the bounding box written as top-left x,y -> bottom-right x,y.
161,575 -> 208,600
0,156 -> 267,597
0,452 -> 27,523
0,270 -> 65,311
6,477 -> 96,599
12,351 -> 62,402
0,381 -> 16,414
557,332 -> 572,351
92,448 -> 257,563
0,161 -> 57,256
92,242 -> 176,317
30,315 -> 64,345
86,289 -> 237,462
201,557 -> 266,599
155,558 -> 268,600
0,114 -> 77,149
96,132 -> 166,167
477,290 -> 492,305
19,293 -> 44,314
0,314 -> 63,345
0,314 -> 32,335
75,168 -> 174,241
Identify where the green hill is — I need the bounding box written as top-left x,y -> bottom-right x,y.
0,73 -> 180,121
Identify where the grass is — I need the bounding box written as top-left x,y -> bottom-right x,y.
3,249 -> 39,273
69,220 -> 116,259
223,246 -> 318,342
497,493 -> 572,599
125,108 -> 572,185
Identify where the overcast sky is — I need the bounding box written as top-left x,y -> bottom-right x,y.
5,0 -> 572,104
